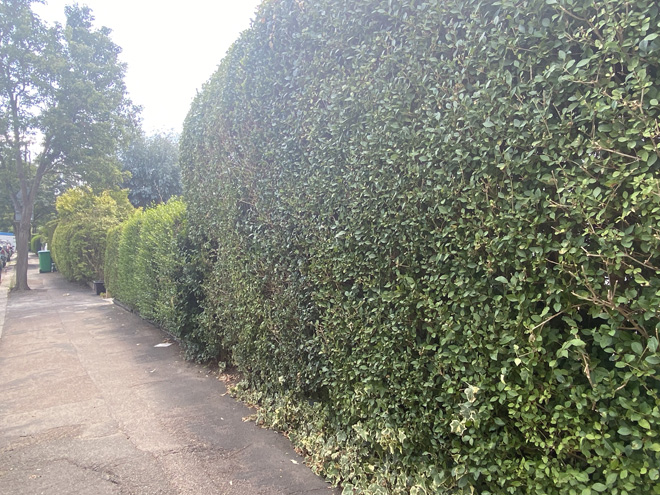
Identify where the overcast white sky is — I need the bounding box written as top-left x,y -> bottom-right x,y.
34,0 -> 263,135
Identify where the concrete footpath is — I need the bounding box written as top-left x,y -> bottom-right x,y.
0,254 -> 337,495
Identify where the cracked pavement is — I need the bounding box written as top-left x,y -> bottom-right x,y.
0,255 -> 339,495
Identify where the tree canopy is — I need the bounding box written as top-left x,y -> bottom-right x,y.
0,0 -> 138,289
121,132 -> 181,208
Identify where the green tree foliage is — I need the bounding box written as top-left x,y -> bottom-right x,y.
0,183 -> 16,232
181,0 -> 660,493
35,217 -> 58,252
121,132 -> 182,208
105,199 -> 186,334
0,0 -> 137,290
51,187 -> 133,282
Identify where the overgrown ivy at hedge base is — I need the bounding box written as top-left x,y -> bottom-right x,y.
104,199 -> 187,335
181,0 -> 660,493
51,188 -> 134,283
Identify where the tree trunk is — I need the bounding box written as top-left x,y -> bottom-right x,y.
13,209 -> 33,291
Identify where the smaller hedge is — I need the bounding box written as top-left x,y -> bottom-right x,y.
30,234 -> 43,253
104,199 -> 187,334
51,188 -> 133,282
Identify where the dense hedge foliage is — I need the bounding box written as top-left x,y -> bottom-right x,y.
103,224 -> 122,296
51,188 -> 133,282
104,199 -> 187,333
181,0 -> 660,493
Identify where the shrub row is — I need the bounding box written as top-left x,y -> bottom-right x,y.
104,199 -> 187,334
51,188 -> 133,282
180,0 -> 660,493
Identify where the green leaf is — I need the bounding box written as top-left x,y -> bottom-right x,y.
646,356 -> 660,365
567,338 -> 586,347
606,472 -> 618,485
618,426 -> 632,436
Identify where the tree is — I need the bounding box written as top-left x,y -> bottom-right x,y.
0,0 -> 137,290
121,132 -> 181,207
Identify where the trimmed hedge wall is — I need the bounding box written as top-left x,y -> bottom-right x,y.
104,199 -> 187,334
181,0 -> 660,493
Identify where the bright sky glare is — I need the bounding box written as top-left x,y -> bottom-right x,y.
34,0 -> 263,135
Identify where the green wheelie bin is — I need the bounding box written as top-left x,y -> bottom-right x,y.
38,250 -> 52,273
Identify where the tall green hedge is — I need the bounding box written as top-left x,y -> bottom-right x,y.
181,0 -> 660,493
104,199 -> 187,334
